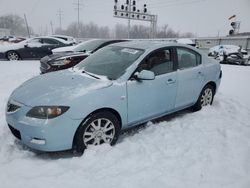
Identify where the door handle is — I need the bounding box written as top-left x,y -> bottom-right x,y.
166,78 -> 176,85
198,71 -> 204,77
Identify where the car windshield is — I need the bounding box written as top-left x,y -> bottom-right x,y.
73,40 -> 107,52
76,46 -> 144,80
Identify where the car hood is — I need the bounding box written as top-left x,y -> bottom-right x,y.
45,51 -> 89,62
10,70 -> 112,106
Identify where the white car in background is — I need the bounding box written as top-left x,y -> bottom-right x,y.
208,45 -> 249,65
208,45 -> 248,57
176,38 -> 196,47
52,35 -> 77,45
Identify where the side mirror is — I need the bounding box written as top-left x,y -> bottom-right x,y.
135,70 -> 155,80
24,43 -> 28,48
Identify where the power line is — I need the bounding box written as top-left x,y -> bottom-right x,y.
147,0 -> 183,6
147,0 -> 206,8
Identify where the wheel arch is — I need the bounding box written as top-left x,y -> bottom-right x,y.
72,107 -> 122,149
205,81 -> 216,92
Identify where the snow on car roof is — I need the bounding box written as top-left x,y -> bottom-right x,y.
52,35 -> 74,39
112,40 -> 191,51
33,36 -> 72,44
176,38 -> 195,44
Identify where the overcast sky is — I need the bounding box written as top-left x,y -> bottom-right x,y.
0,0 -> 249,37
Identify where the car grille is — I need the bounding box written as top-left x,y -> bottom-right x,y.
8,124 -> 21,140
40,56 -> 51,71
6,102 -> 21,113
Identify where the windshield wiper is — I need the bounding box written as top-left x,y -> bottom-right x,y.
78,50 -> 86,53
82,70 -> 100,79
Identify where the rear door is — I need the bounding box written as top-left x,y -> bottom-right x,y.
175,47 -> 205,108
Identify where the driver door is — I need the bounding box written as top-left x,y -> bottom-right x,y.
126,48 -> 178,125
19,38 -> 43,59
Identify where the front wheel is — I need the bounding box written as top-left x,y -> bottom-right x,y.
192,84 -> 215,111
73,111 -> 121,153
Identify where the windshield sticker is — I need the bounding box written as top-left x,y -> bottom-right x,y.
121,48 -> 139,54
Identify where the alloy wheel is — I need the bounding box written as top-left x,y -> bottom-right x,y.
7,52 -> 19,61
200,88 -> 213,106
83,118 -> 116,146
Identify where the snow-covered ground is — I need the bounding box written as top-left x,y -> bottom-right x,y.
0,61 -> 250,188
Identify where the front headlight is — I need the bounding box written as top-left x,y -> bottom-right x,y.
26,106 -> 70,119
50,58 -> 72,66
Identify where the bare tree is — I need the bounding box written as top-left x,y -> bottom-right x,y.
0,14 -> 32,36
130,25 -> 150,39
113,24 -> 127,38
55,21 -> 195,39
56,22 -> 111,38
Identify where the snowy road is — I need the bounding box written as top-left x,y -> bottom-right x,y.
0,61 -> 250,188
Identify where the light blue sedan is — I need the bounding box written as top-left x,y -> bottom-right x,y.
6,41 -> 222,153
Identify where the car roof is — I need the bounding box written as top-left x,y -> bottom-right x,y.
87,38 -> 127,43
111,40 -> 189,51
33,36 -> 71,44
52,35 -> 74,39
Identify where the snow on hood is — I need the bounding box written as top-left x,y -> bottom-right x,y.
10,70 -> 112,106
0,41 -> 25,52
52,46 -> 75,53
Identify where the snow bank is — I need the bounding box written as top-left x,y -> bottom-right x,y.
0,61 -> 250,188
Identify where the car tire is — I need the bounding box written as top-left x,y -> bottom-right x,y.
7,51 -> 20,61
192,84 -> 215,111
73,111 -> 121,154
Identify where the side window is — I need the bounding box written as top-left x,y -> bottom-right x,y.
28,38 -> 42,44
43,39 -> 59,45
177,48 -> 201,69
138,49 -> 174,76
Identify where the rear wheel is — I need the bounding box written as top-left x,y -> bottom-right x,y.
7,51 -> 20,61
74,111 -> 121,153
192,84 -> 215,111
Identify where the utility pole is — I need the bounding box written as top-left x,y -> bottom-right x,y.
50,21 -> 54,35
57,9 -> 63,30
23,14 -> 31,38
128,0 -> 131,38
73,0 -> 83,37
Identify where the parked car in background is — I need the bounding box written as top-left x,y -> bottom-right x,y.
208,45 -> 248,57
208,45 -> 249,65
51,35 -> 77,45
176,38 -> 197,47
0,36 -> 73,60
0,36 -> 26,43
6,41 -> 222,153
40,39 -> 127,74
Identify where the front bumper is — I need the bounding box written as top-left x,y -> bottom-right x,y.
5,101 -> 82,152
0,52 -> 6,60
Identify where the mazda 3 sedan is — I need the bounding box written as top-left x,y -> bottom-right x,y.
6,41 -> 222,153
